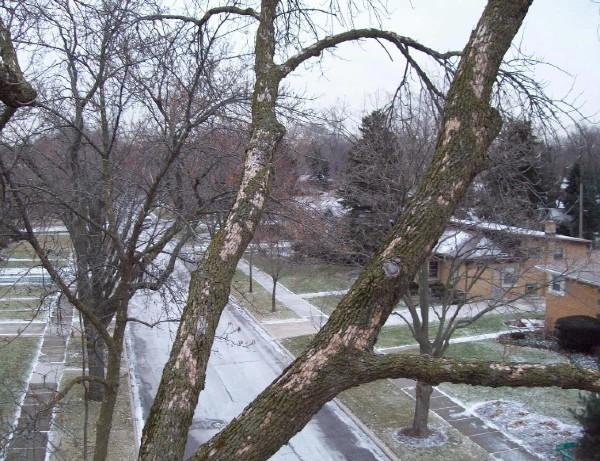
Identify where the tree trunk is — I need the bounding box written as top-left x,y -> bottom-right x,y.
409,381 -> 434,437
84,317 -> 106,402
271,277 -> 277,312
93,305 -> 127,461
137,2 -> 285,459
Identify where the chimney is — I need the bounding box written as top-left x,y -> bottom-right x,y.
544,220 -> 557,236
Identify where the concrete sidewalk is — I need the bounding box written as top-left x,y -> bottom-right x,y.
237,259 -> 329,331
5,298 -> 74,461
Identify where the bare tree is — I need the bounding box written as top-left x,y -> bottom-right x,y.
0,1 -> 246,459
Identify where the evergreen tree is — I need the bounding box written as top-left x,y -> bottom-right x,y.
562,162 -> 600,239
573,392 -> 600,460
339,109 -> 429,258
476,120 -> 555,226
306,144 -> 330,184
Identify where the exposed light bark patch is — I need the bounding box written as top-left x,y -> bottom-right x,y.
441,118 -> 461,146
219,222 -> 243,260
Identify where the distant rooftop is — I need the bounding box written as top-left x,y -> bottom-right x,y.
451,219 -> 591,244
536,258 -> 600,288
434,228 -> 506,259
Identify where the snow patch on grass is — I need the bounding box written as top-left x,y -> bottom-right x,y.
394,426 -> 448,448
472,400 -> 581,460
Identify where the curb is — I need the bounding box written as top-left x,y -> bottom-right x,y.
230,295 -> 399,461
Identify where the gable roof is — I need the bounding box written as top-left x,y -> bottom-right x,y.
536,259 -> 600,288
451,218 -> 591,244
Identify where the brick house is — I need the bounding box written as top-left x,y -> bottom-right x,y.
536,259 -> 600,332
430,219 -> 591,303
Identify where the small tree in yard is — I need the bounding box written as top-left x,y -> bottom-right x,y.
398,226 -> 542,437
255,222 -> 285,313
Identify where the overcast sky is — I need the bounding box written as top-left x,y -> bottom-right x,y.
287,0 -> 600,128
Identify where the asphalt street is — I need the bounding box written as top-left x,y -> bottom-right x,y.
126,267 -> 389,460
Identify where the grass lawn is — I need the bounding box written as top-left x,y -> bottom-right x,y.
0,337 -> 41,434
0,285 -> 50,299
310,295 -> 343,315
50,370 -> 136,461
231,271 -> 298,321
376,312 -> 545,349
281,335 -> 488,461
252,256 -> 359,294
0,260 -> 41,269
0,299 -> 44,309
0,310 -> 46,321
1,236 -> 72,260
440,340 -> 586,424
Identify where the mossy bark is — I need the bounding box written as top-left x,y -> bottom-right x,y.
0,18 -> 36,108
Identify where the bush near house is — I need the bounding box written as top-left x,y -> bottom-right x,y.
555,315 -> 600,353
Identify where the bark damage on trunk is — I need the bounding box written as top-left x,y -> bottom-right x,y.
185,2 -> 600,460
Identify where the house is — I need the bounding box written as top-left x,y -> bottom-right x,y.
536,259 -> 600,333
429,219 -> 591,303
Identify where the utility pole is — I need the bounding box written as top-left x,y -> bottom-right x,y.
579,181 -> 584,239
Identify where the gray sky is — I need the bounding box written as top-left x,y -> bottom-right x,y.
287,0 -> 600,127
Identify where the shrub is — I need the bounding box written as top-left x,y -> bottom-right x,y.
555,315 -> 600,353
572,393 -> 600,460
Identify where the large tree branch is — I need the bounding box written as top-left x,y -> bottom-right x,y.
191,2 -> 534,460
278,28 -> 460,78
358,353 -> 600,391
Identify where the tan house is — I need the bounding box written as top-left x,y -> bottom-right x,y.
430,219 -> 591,303
536,259 -> 600,333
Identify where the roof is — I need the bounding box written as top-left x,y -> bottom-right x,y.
434,228 -> 506,259
451,218 -> 591,244
536,260 -> 600,288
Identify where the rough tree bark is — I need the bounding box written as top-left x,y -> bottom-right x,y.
0,18 -> 36,129
140,1 -> 600,460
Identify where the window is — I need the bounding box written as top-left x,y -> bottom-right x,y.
527,246 -> 541,259
553,246 -> 564,260
549,274 -> 565,295
501,267 -> 517,288
525,284 -> 538,295
428,259 -> 439,279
